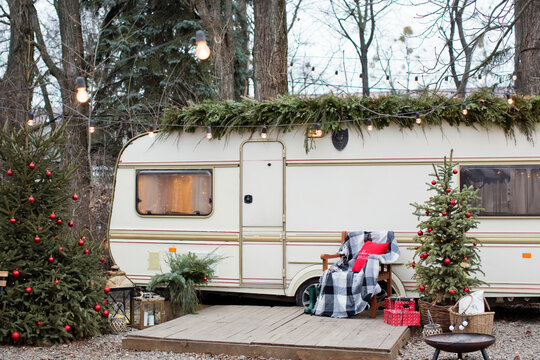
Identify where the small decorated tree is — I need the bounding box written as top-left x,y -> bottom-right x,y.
409,151 -> 485,309
0,123 -> 108,345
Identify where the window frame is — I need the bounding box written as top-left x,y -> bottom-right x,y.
135,169 -> 213,217
459,164 -> 540,217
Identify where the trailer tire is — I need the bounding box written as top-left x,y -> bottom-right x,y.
295,278 -> 320,307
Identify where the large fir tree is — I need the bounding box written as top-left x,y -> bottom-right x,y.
409,151 -> 486,305
0,122 -> 108,345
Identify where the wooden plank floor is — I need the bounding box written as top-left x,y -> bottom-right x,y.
122,305 -> 411,360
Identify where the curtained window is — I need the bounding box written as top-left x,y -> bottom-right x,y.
460,165 -> 540,216
136,170 -> 212,216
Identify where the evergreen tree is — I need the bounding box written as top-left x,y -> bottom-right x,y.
409,151 -> 486,305
0,123 -> 108,345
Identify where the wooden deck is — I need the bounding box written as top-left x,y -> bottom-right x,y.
122,305 -> 411,360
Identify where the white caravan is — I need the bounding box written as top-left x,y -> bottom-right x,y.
107,124 -> 540,305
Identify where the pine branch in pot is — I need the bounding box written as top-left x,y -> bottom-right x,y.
147,251 -> 223,316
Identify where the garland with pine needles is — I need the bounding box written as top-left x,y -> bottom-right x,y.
161,91 -> 540,143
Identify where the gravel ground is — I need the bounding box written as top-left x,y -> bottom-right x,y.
1,304 -> 539,360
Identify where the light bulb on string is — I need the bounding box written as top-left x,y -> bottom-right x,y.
385,75 -> 390,82
148,125 -> 155,137
206,126 -> 213,139
414,76 -> 419,83
261,125 -> 268,139
461,103 -> 468,116
288,62 -> 293,71
88,120 -> 95,134
75,77 -> 89,103
506,93 -> 514,105
311,66 -> 315,73
334,70 -> 338,76
415,112 -> 422,125
444,76 -> 449,82
512,72 -> 517,81
366,118 -> 373,132
27,112 -> 35,127
477,74 -> 482,80
195,30 -> 211,60
359,73 -> 363,79
315,123 -> 322,137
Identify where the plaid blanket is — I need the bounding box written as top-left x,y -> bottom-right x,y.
313,231 -> 400,318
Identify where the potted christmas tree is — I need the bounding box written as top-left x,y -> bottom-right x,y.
409,151 -> 485,330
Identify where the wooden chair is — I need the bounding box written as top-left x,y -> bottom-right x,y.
0,271 -> 7,295
321,231 -> 393,318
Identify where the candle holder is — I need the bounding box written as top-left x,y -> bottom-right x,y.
131,292 -> 165,329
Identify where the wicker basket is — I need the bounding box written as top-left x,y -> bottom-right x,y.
418,299 -> 452,332
109,316 -> 127,333
449,295 -> 495,335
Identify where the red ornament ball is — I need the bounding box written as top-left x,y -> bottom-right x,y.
7,169 -> 13,176
28,196 -> 35,203
94,304 -> 102,312
414,246 -> 418,250
12,270 -> 20,277
425,210 -> 429,215
78,239 -> 85,246
466,212 -> 472,218
464,287 -> 470,293
64,325 -> 71,332
428,227 -> 433,232
25,287 -> 32,293
45,170 -> 52,178
449,289 -> 455,295
103,310 -> 109,318
68,221 -> 74,227
445,188 -> 451,193
48,256 -> 54,263
11,331 -> 20,341
34,236 -> 40,243
204,276 -> 208,282
103,300 -> 107,304
431,180 -> 436,185
473,242 -> 478,247
82,236 -> 86,240
429,196 -> 433,199
421,252 -> 428,259
100,257 -> 105,263
419,285 -> 425,291
10,218 -> 16,224
49,213 -> 56,220
444,258 -> 451,265
453,169 -> 458,174
59,247 -> 64,251
57,219 -> 62,225
449,200 -> 456,205
84,249 -> 89,254
411,261 -> 416,269
28,163 -> 35,169
38,226 -> 42,231
417,230 -> 423,236
36,321 -> 42,326
104,287 -> 110,294
54,279 -> 59,284
464,257 -> 468,261
72,194 -> 79,201
442,211 -> 448,216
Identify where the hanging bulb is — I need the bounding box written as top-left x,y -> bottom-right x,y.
359,73 -> 363,79
75,77 -> 89,103
206,126 -> 213,139
415,112 -> 422,124
461,103 -> 468,116
512,72 -> 517,81
195,30 -> 211,60
311,66 -> 315,73
458,324 -> 465,331
449,324 -> 455,331
289,62 -> 293,70
444,76 -> 449,82
261,125 -> 268,139
477,74 -> 482,80
88,120 -> 95,134
148,125 -> 155,137
506,93 -> 514,105
315,123 -> 322,137
334,70 -> 338,76
27,112 -> 35,127
385,75 -> 390,82
414,76 -> 419,82
366,118 -> 373,132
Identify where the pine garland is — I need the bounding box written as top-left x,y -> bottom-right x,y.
161,91 -> 540,142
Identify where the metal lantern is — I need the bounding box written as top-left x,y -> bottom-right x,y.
131,292 -> 165,329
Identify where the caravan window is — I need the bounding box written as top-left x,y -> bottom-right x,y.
460,165 -> 540,216
136,170 -> 212,216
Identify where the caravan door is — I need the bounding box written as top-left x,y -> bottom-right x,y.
240,141 -> 285,287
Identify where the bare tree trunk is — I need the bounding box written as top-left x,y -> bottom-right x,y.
236,0 -> 250,98
0,0 -> 35,126
193,0 -> 236,100
253,0 -> 288,101
515,0 -> 540,95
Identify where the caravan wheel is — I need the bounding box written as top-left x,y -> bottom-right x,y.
295,278 -> 320,307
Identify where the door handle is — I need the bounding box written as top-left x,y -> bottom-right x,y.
244,195 -> 253,204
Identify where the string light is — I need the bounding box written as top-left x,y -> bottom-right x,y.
26,112 -> 34,127
88,120 -> 95,134
75,77 -> 89,103
512,72 -> 517,81
366,118 -> 373,132
359,73 -> 363,79
461,103 -> 468,116
386,75 -> 390,82
506,93 -> 514,105
415,112 -> 422,124
414,76 -> 419,82
195,30 -> 211,60
445,76 -> 449,82
334,70 -> 338,76
315,123 -> 322,137
148,125 -> 155,137
206,126 -> 212,139
289,62 -> 294,70
261,125 -> 268,139
311,66 -> 315,73
477,74 -> 482,80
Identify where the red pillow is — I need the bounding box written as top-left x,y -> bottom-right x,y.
352,241 -> 390,272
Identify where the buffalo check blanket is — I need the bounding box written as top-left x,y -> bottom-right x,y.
313,231 -> 400,318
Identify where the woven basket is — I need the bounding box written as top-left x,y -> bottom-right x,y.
449,295 -> 495,335
418,299 -> 452,332
423,323 -> 443,337
109,316 -> 127,333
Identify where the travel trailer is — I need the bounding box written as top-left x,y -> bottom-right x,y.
107,123 -> 540,305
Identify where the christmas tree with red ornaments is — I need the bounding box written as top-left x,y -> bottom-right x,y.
409,150 -> 485,305
0,123 -> 109,345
